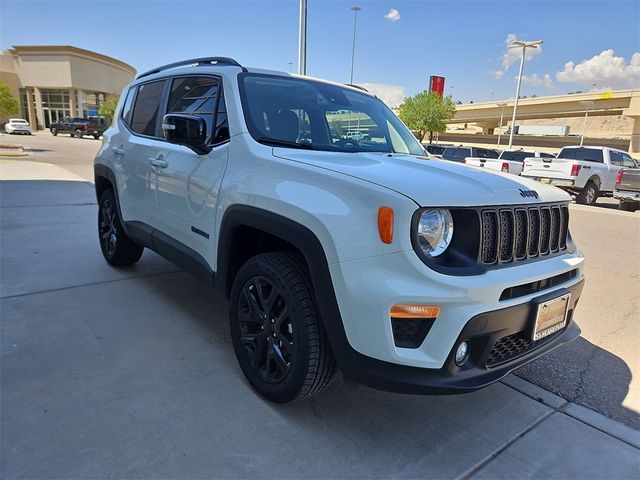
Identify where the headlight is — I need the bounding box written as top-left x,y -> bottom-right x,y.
416,209 -> 454,257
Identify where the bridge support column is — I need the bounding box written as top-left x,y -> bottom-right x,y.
475,122 -> 499,134
629,116 -> 640,156
623,90 -> 640,156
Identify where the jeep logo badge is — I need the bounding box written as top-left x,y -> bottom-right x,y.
519,189 -> 539,199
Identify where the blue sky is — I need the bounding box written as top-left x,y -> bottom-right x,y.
1,0 -> 638,106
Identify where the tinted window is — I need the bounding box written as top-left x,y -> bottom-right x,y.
558,147 -> 604,163
622,154 -> 638,168
609,151 -> 622,166
130,80 -> 165,136
426,145 -> 444,155
540,152 -> 555,158
168,76 -> 221,143
501,151 -> 534,162
120,87 -> 136,126
213,89 -> 230,144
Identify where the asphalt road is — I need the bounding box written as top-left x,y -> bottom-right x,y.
3,130 -> 639,429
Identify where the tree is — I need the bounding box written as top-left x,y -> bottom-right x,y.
0,81 -> 20,122
99,95 -> 119,119
398,91 -> 456,143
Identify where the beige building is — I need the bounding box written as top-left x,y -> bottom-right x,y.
0,45 -> 136,129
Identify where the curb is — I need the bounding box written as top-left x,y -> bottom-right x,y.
501,374 -> 640,449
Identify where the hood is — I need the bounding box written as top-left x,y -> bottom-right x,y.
273,149 -> 570,207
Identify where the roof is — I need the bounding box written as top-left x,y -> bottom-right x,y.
8,45 -> 136,75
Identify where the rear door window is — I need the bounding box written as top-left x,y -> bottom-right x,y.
130,80 -> 166,137
609,151 -> 623,166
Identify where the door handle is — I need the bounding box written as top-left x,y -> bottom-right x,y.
113,147 -> 125,156
149,158 -> 167,168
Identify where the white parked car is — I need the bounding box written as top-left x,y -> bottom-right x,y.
521,146 -> 635,205
4,118 -> 32,135
345,129 -> 369,141
94,57 -> 585,403
466,149 -> 555,175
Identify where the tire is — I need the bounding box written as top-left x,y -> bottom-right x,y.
50,128 -> 57,135
619,200 -> 639,212
74,129 -> 83,138
94,134 -> 100,140
576,181 -> 599,205
229,252 -> 336,403
98,189 -> 144,266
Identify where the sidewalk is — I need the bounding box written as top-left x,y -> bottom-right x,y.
1,161 -> 639,479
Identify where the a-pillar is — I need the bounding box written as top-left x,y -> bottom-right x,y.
26,88 -> 37,130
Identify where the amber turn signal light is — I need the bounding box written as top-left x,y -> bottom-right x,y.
390,304 -> 441,319
378,206 -> 394,244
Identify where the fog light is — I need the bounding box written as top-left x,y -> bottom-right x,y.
455,341 -> 469,366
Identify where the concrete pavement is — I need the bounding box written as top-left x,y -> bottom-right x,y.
1,159 -> 639,478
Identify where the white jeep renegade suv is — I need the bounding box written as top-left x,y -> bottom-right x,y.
94,57 -> 585,403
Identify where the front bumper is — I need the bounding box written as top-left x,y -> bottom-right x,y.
337,279 -> 583,394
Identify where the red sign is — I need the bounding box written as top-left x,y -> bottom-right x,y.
429,75 -> 445,97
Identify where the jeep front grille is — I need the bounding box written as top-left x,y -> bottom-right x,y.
480,204 -> 569,265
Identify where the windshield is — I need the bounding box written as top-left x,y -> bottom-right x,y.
239,73 -> 424,155
501,151 -> 534,162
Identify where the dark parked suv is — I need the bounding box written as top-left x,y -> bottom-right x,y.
442,146 -> 499,162
50,117 -> 107,139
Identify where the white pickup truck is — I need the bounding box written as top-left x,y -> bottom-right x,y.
521,146 -> 635,205
465,149 -> 555,175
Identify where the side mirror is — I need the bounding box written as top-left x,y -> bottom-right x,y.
162,114 -> 210,154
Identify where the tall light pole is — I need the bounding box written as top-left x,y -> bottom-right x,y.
349,6 -> 361,84
497,102 -> 508,148
580,100 -> 594,147
298,0 -> 308,75
507,40 -> 543,150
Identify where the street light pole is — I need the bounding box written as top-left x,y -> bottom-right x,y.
580,101 -> 594,147
497,102 -> 507,148
297,0 -> 307,75
507,40 -> 542,150
349,6 -> 361,84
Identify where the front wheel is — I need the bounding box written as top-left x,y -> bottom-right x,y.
98,190 -> 143,266
229,252 -> 336,403
74,129 -> 83,138
576,181 -> 599,205
50,128 -> 57,136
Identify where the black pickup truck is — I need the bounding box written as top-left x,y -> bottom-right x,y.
614,166 -> 640,212
50,117 -> 107,139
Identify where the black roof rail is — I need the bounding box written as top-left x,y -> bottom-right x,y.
136,57 -> 246,79
345,84 -> 368,92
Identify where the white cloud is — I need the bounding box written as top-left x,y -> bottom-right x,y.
521,73 -> 555,91
360,83 -> 405,107
384,8 -> 400,21
492,69 -> 505,80
501,33 -> 542,71
556,49 -> 640,89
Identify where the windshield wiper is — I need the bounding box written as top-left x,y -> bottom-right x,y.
257,136 -> 314,150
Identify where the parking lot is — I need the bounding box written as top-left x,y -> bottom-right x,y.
1,132 -> 639,477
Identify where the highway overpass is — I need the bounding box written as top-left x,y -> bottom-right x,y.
448,89 -> 640,154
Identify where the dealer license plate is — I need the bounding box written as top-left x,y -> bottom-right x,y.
533,293 -> 570,341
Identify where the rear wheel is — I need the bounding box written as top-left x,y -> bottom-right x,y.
98,189 -> 144,266
229,252 -> 336,403
74,129 -> 83,138
576,181 -> 599,205
93,134 -> 100,140
619,200 -> 639,212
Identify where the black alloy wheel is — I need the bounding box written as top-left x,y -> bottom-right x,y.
97,189 -> 143,266
230,252 -> 336,403
237,276 -> 294,384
